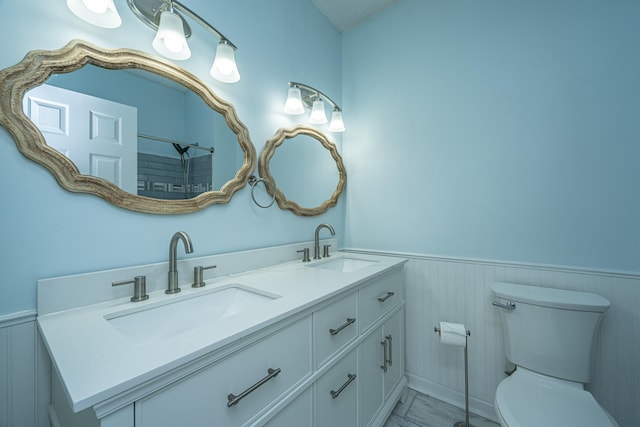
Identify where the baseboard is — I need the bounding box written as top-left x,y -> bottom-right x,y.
406,373 -> 498,423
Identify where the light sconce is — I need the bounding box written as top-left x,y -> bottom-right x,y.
66,0 -> 122,28
66,0 -> 240,83
283,82 -> 345,132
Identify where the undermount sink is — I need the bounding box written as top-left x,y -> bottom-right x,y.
105,285 -> 279,343
311,257 -> 378,273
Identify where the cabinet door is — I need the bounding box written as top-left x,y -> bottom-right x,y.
357,326 -> 384,427
383,308 -> 403,400
135,317 -> 312,427
263,387 -> 312,427
317,350 -> 358,427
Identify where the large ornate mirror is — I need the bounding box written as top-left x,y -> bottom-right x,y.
259,126 -> 346,216
0,40 -> 256,214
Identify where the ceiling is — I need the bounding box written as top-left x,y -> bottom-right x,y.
311,0 -> 400,32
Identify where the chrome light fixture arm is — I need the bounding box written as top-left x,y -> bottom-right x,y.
289,81 -> 341,111
172,1 -> 237,50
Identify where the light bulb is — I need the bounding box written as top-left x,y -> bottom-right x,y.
284,87 -> 305,115
210,41 -> 240,83
152,10 -> 191,60
309,99 -> 328,124
83,0 -> 108,14
67,0 -> 121,28
328,110 -> 346,132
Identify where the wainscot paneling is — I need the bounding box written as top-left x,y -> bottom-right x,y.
345,250 -> 639,427
0,311 -> 50,427
2,253 -> 638,427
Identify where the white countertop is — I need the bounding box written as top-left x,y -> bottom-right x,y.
37,252 -> 406,413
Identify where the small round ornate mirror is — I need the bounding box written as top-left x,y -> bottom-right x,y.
259,126 -> 346,216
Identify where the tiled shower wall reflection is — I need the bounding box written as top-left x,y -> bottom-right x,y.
137,153 -> 213,200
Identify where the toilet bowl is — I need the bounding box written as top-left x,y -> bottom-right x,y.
491,282 -> 619,427
494,368 -> 618,427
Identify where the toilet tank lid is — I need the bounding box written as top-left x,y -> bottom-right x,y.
491,282 -> 610,312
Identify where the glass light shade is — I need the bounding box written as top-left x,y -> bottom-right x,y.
328,110 -> 346,132
152,10 -> 191,60
309,99 -> 328,124
66,0 -> 122,28
283,87 -> 305,115
210,41 -> 240,83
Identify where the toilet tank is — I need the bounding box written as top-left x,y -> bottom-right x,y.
491,282 -> 610,384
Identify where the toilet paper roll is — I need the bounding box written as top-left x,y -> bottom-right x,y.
438,321 -> 467,347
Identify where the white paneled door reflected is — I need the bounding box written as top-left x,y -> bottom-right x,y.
24,84 -> 138,193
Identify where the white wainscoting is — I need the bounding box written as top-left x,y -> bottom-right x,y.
2,252 -> 638,427
0,311 -> 50,427
345,250 -> 639,427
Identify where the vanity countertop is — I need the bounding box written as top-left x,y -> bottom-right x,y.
37,252 -> 406,412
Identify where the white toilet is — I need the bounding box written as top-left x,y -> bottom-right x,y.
491,282 -> 619,427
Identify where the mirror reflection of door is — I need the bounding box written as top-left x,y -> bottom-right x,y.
24,84 -> 138,193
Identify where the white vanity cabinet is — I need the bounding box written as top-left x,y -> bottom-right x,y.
43,254 -> 406,427
135,316 -> 312,427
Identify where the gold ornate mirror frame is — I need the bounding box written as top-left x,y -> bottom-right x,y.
259,126 -> 346,216
0,40 -> 256,214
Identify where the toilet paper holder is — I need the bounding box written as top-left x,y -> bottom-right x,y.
434,324 -> 473,427
434,326 -> 471,337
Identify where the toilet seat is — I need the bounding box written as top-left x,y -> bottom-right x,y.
495,368 -> 618,427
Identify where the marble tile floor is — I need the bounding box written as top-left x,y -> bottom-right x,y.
384,389 -> 500,427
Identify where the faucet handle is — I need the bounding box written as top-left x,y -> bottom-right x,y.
297,248 -> 311,263
193,265 -> 217,288
112,276 -> 149,302
323,244 -> 332,258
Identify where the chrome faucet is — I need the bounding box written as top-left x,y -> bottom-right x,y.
314,223 -> 335,260
167,231 -> 193,294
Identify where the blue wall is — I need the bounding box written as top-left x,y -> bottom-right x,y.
3,0 -> 638,317
343,0 -> 640,272
0,0 -> 344,315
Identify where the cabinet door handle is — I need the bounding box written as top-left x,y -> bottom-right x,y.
380,340 -> 388,372
227,367 -> 281,407
386,334 -> 393,367
329,317 -> 356,336
377,291 -> 395,303
330,373 -> 357,399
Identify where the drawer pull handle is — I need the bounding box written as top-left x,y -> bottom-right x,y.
377,291 -> 395,303
227,367 -> 281,408
380,340 -> 388,372
330,373 -> 357,399
386,334 -> 393,367
329,318 -> 356,336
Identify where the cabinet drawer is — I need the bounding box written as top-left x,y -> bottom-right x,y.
263,387 -> 312,427
314,292 -> 357,368
316,349 -> 357,427
135,316 -> 312,427
359,271 -> 402,333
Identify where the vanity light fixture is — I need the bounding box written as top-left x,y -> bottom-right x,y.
66,0 -> 122,28
284,82 -> 346,132
68,0 -> 241,83
128,0 -> 240,82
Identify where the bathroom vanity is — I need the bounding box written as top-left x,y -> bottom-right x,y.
37,245 -> 407,427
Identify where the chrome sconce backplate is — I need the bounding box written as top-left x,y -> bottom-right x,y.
127,0 -> 192,37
